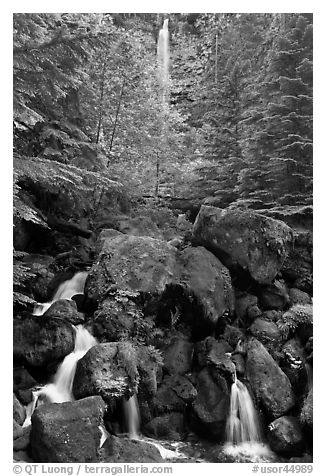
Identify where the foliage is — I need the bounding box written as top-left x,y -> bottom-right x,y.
276,303 -> 313,339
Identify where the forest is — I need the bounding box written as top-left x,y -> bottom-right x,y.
13,13 -> 313,465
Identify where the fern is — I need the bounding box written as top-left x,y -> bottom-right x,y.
277,304 -> 313,339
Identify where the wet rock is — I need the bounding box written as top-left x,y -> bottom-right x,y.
190,367 -> 230,440
100,435 -> 163,463
13,366 -> 37,392
178,246 -> 235,325
73,343 -> 132,405
44,299 -> 82,324
288,288 -> 312,306
13,427 -> 31,451
13,420 -> 24,440
235,293 -> 258,322
231,354 -> 246,377
13,450 -> 33,463
17,389 -> 33,406
195,337 -> 233,375
262,310 -> 283,322
163,335 -> 193,375
13,316 -> 75,368
73,342 -> 162,408
280,339 -> 307,394
86,229 -> 178,303
117,215 -> 163,240
250,318 -> 283,358
144,412 -> 186,440
268,416 -> 304,456
259,280 -> 289,310
282,231 -> 312,294
246,338 -> 295,419
221,325 -> 245,348
150,374 -> 197,417
193,205 -> 293,284
247,305 -> 262,321
164,375 -> 197,403
22,254 -> 56,302
86,230 -> 234,328
300,389 -> 313,432
30,396 -> 106,462
13,393 -> 26,425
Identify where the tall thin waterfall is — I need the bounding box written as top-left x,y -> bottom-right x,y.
157,18 -> 169,104
123,394 -> 141,440
33,271 -> 88,316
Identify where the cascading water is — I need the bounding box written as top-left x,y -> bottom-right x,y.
23,324 -> 97,426
123,394 -> 140,440
224,368 -> 272,460
33,271 -> 88,316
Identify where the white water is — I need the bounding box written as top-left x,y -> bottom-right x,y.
33,271 -> 88,316
157,19 -> 169,105
123,394 -> 141,440
23,324 -> 97,426
224,372 -> 272,460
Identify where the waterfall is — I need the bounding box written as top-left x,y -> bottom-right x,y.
33,271 -> 88,316
224,371 -> 272,460
157,18 -> 169,103
226,376 -> 262,445
123,394 -> 140,439
23,324 -> 97,426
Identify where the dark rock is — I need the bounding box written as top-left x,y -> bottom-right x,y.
17,389 -> 33,406
250,318 -> 283,357
288,288 -> 312,306
163,335 -> 193,375
23,254 -> 56,302
268,416 -> 304,456
259,280 -> 289,310
262,310 -> 283,322
300,389 -> 313,431
190,367 -> 230,440
13,366 -> 37,391
13,450 -> 33,462
73,343 -> 131,404
13,427 -> 31,451
221,325 -> 245,348
44,299 -> 82,324
167,237 -> 183,249
195,337 -> 233,375
117,215 -> 163,240
231,354 -> 246,377
13,316 -> 75,368
86,229 -> 178,303
235,293 -> 258,322
246,338 -> 295,419
13,394 -> 26,425
150,374 -> 197,417
164,375 -> 197,403
178,246 -> 235,325
13,420 -> 24,440
86,230 -> 234,328
247,305 -> 263,321
144,412 -> 186,440
193,205 -> 293,284
282,230 -> 312,294
30,396 -> 106,463
289,454 -> 313,463
280,339 -> 308,394
100,435 -> 163,463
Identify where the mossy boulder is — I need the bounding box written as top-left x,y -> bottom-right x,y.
192,205 -> 293,284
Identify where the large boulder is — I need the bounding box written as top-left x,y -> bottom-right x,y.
117,215 -> 163,240
195,337 -> 234,380
246,338 -> 295,419
143,412 -> 186,441
73,342 -> 162,408
86,229 -> 178,303
43,299 -> 82,324
13,394 -> 26,425
259,280 -> 290,310
193,206 -> 293,284
13,316 -> 75,368
86,230 -> 234,328
267,416 -> 304,456
300,389 -> 313,432
250,318 -> 283,358
30,396 -> 106,463
100,435 -> 163,463
190,367 -> 230,440
282,230 -> 312,294
13,366 -> 37,392
162,335 -> 194,375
